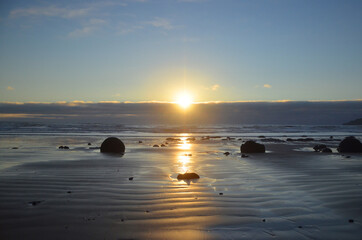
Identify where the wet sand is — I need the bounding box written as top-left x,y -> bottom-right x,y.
1,136 -> 362,239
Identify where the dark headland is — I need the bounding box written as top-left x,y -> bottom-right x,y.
343,118 -> 362,125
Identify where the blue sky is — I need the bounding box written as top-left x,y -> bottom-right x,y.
0,0 -> 361,103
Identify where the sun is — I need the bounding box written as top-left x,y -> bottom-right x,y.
176,92 -> 193,109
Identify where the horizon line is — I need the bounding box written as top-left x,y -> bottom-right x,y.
1,99 -> 362,105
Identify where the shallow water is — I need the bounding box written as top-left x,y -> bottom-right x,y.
1,134 -> 362,239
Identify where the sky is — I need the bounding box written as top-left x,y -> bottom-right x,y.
0,0 -> 361,103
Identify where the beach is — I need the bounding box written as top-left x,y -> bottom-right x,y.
1,131 -> 362,240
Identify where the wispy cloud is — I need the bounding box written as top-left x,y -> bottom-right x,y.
144,17 -> 174,30
6,86 -> 14,91
211,84 -> 220,91
10,6 -> 91,19
263,84 -> 272,88
118,21 -> 144,35
204,84 -> 220,91
68,18 -> 107,38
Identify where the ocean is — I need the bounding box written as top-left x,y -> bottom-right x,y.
1,121 -> 361,137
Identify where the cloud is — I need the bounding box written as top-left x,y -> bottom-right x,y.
68,18 -> 107,38
6,86 -> 14,91
118,22 -> 144,35
10,6 -> 90,19
211,84 -> 220,91
144,17 -> 174,30
204,84 -> 220,91
263,84 -> 272,88
0,101 -> 361,125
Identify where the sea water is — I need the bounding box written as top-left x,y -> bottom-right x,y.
1,121 -> 361,170
1,121 -> 361,137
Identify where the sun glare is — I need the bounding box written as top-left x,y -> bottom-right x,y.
176,92 -> 193,109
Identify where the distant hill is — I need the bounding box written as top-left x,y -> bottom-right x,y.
344,118 -> 362,125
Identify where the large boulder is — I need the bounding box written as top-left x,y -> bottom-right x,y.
240,141 -> 265,153
100,137 -> 125,154
337,136 -> 362,153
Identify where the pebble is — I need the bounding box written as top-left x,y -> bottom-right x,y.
28,200 -> 43,206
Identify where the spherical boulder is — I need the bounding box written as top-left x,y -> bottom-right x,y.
100,137 -> 125,154
337,136 -> 362,153
240,140 -> 265,153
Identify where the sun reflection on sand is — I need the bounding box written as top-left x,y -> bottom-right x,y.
176,135 -> 193,175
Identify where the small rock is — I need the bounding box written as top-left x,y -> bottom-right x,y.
138,141 -> 143,143
219,193 -> 223,195
321,147 -> 332,153
177,173 -> 200,180
129,177 -> 134,180
88,143 -> 91,146
12,147 -> 18,149
28,200 -> 43,206
224,152 -> 230,156
349,219 -> 354,223
67,191 -> 72,194
298,226 -> 303,228
313,144 -> 327,152
153,145 -> 159,147
262,219 -> 266,222
161,144 -> 166,147
346,156 -> 351,158
241,154 -> 249,158
58,146 -> 69,149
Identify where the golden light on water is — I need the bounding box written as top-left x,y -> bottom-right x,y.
178,136 -> 191,150
178,155 -> 191,173
176,92 -> 193,109
177,135 -> 193,173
